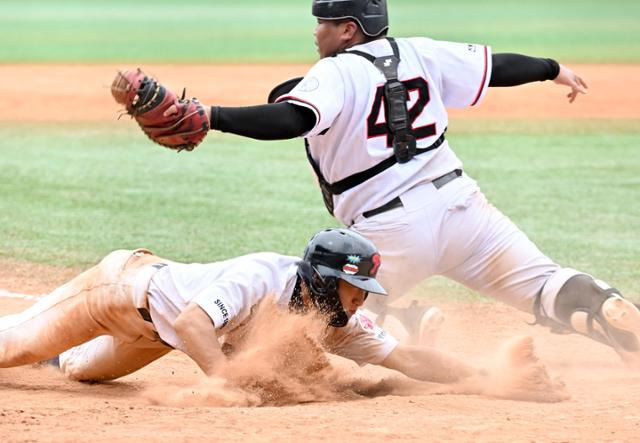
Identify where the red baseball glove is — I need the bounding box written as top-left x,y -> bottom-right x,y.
111,69 -> 209,151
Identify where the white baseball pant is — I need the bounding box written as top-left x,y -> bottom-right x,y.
0,249 -> 172,381
352,173 -> 563,319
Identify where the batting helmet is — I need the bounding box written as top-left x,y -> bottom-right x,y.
312,0 -> 389,37
298,228 -> 387,327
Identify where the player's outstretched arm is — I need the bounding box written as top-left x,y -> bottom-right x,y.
380,344 -> 479,383
553,64 -> 588,103
173,302 -> 228,376
490,53 -> 587,103
203,102 -> 316,141
380,337 -> 568,402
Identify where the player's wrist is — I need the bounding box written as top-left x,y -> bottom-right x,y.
544,58 -> 560,80
210,106 -> 221,130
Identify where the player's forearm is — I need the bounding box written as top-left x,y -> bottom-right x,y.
381,344 -> 481,384
489,53 -> 560,87
174,303 -> 227,376
206,102 -> 316,140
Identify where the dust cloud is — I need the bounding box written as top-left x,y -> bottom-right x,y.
145,301 -> 568,407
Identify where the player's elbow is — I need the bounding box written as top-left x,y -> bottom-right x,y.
173,303 -> 214,342
172,311 -> 192,337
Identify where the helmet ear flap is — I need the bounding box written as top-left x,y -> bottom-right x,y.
310,268 -> 333,294
299,260 -> 333,295
298,262 -> 346,325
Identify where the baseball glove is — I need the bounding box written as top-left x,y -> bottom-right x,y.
111,69 -> 209,151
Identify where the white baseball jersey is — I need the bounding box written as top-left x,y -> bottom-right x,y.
276,38 -> 568,319
147,252 -> 398,366
276,37 -> 492,225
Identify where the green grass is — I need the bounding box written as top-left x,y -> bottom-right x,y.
0,123 -> 334,266
1,120 -> 638,300
1,0 -> 639,63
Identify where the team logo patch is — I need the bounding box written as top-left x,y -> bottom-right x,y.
358,313 -> 375,331
343,263 -> 359,275
297,76 -> 319,92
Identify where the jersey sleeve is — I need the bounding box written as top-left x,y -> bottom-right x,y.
275,58 -> 345,137
190,279 -> 258,330
325,311 -> 398,366
412,38 -> 492,108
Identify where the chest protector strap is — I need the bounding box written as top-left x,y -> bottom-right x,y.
350,38 -> 416,164
306,37 -> 446,215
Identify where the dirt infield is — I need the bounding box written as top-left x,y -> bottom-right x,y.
2,64 -> 640,442
2,263 -> 640,442
1,64 -> 639,121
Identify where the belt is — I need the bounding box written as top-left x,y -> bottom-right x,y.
137,306 -> 174,349
362,169 -> 462,219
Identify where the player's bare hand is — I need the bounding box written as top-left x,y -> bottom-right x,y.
553,65 -> 588,103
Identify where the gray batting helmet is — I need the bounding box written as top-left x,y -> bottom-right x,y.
297,228 -> 387,327
312,0 -> 389,37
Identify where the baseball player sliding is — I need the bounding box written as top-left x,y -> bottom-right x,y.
2,229 -> 550,396
113,1 -> 640,363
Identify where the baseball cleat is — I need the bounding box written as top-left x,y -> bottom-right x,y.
372,302 -> 445,346
399,301 -> 445,346
417,305 -> 445,347
600,297 -> 640,364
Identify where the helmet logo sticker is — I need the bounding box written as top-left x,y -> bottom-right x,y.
344,255 -> 361,275
343,263 -> 359,275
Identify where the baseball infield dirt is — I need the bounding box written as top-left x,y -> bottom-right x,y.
1,64 -> 639,121
1,65 -> 639,442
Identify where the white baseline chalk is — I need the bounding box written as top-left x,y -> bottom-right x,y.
0,290 -> 42,301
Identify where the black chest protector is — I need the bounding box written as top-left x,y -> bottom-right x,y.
305,37 -> 446,215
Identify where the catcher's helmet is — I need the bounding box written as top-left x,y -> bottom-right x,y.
298,228 -> 387,327
312,0 -> 389,37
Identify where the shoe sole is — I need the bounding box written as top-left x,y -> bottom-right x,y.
601,297 -> 640,363
418,306 -> 445,347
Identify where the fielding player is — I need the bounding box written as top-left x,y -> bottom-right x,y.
200,0 -> 639,361
112,0 -> 639,363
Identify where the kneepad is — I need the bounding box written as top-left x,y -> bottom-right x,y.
537,270 -> 639,352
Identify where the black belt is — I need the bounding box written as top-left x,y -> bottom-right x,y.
138,307 -> 154,322
362,169 -> 462,219
137,307 -> 174,349
138,277 -> 175,352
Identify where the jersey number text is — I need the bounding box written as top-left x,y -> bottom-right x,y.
367,77 -> 436,147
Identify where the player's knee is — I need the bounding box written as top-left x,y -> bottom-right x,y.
535,268 -> 636,350
538,269 -> 607,323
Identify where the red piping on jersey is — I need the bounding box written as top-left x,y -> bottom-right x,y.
276,95 -> 322,127
471,46 -> 489,107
